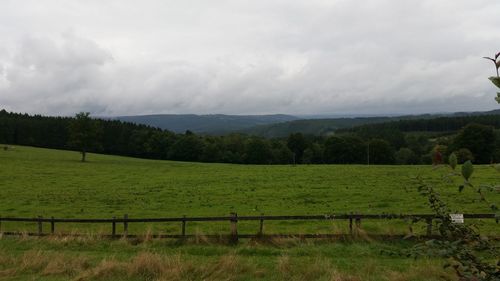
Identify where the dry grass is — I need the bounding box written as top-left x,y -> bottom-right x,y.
42,255 -> 90,276
0,250 -> 91,279
0,250 -> 453,281
19,250 -> 48,272
74,259 -> 127,281
0,238 -> 455,281
276,255 -> 362,281
385,260 -> 457,281
200,253 -> 251,281
75,251 -> 250,281
128,252 -> 164,280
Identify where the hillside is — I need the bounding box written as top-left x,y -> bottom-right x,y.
241,109 -> 500,138
94,109 -> 500,138
6,145 -> 494,280
240,117 -> 398,138
1,145 -> 498,221
113,114 -> 298,134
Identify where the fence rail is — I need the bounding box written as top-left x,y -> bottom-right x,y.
0,213 -> 496,242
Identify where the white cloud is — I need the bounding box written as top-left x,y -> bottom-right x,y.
0,0 -> 499,116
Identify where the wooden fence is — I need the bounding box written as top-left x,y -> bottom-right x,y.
0,213 -> 496,242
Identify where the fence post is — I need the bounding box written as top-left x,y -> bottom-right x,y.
259,213 -> 264,236
355,214 -> 361,228
37,216 -> 43,236
123,214 -> 128,238
230,212 -> 238,244
112,216 -> 116,238
50,216 -> 55,234
426,218 -> 432,236
349,213 -> 353,235
181,215 -> 186,238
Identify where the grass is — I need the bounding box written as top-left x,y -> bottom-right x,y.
0,236 -> 458,281
0,145 -> 498,280
0,145 -> 497,235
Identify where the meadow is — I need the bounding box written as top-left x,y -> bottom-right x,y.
0,145 -> 498,280
0,237 -> 463,281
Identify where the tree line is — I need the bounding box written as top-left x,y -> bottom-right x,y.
1,109 -> 499,164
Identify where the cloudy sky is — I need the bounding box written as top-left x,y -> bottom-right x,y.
0,0 -> 499,116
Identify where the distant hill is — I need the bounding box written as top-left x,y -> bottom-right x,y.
112,114 -> 298,134
110,109 -> 500,137
240,117 -> 396,138
240,109 -> 500,138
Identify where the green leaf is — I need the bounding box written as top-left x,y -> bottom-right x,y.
489,77 -> 500,88
461,160 -> 473,181
449,153 -> 457,170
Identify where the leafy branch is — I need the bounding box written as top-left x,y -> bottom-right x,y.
483,52 -> 500,103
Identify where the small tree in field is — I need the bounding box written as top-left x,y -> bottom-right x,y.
68,112 -> 101,162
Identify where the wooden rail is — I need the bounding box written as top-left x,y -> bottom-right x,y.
0,213 -> 496,241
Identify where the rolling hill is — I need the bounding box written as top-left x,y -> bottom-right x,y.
109,109 -> 500,137
113,114 -> 298,134
240,109 -> 500,138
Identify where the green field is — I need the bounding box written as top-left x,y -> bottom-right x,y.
0,145 -> 498,280
0,145 -> 498,233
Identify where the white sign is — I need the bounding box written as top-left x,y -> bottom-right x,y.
450,214 -> 464,224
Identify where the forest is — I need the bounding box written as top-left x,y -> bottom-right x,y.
1,109 -> 499,165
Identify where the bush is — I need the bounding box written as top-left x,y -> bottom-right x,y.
454,148 -> 474,164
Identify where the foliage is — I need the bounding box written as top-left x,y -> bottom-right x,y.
410,164 -> 499,280
68,112 -> 102,162
167,134 -> 205,162
483,52 -> 500,103
302,143 -> 324,164
448,152 -> 457,170
243,138 -> 273,164
368,139 -> 395,164
453,148 -> 475,164
1,109 -> 500,165
323,135 -> 366,164
340,113 -> 500,135
461,160 -> 474,182
407,54 -> 500,280
395,148 -> 419,165
450,123 -> 496,163
287,133 -> 307,164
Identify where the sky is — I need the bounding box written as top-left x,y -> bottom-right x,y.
0,0 -> 499,116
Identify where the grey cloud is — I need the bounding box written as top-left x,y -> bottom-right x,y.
0,0 -> 499,116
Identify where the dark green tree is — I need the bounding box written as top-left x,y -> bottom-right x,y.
394,147 -> 419,164
168,134 -> 204,162
453,148 -> 475,164
271,140 -> 293,164
451,123 -> 496,163
244,138 -> 273,164
303,143 -> 324,164
68,112 -> 101,162
368,139 -> 394,164
287,133 -> 307,164
324,136 -> 366,164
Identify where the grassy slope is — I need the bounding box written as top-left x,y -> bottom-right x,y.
0,145 -> 498,234
0,145 -> 498,280
1,145 -> 498,216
